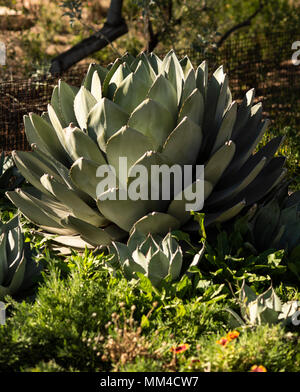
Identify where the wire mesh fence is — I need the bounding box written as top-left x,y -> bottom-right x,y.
1,29 -> 300,152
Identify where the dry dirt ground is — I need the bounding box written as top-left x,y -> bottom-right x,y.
0,0 -> 112,80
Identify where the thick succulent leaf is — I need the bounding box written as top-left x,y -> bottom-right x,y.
103,224 -> 128,242
147,250 -> 171,286
130,249 -> 150,275
180,55 -> 194,79
206,156 -> 267,208
58,80 -> 78,125
12,151 -> 57,195
6,251 -> 26,295
19,187 -> 74,219
218,136 -> 284,189
61,215 -> 117,246
162,116 -> 202,166
6,225 -> 23,268
201,66 -> 227,158
74,86 -> 97,130
147,74 -> 177,118
83,63 -> 108,90
108,241 -> 133,270
0,232 -> 8,285
102,58 -> 123,96
129,57 -> 141,72
29,113 -> 68,164
97,189 -> 151,232
146,52 -> 161,74
167,180 -> 213,224
278,222 -> 300,251
239,281 -> 258,305
70,157 -> 99,199
169,248 -> 183,280
127,151 -> 170,211
41,111 -> 50,124
106,126 -> 154,187
47,104 -> 72,162
134,59 -> 154,87
18,148 -> 66,185
51,86 -> 68,128
127,228 -> 147,252
6,189 -> 74,235
253,199 -> 281,249
181,68 -> 196,105
203,73 -> 230,159
90,71 -> 102,101
40,174 -> 108,227
161,232 -> 182,261
136,53 -> 157,81
113,72 -> 150,114
202,66 -> 225,126
87,98 -> 129,152
205,200 -> 247,226
131,212 -> 180,236
231,88 -> 255,140
63,125 -> 106,165
121,52 -> 137,68
279,204 -> 299,228
162,50 -> 184,104
204,141 -> 236,186
30,145 -> 88,200
0,214 -> 19,234
195,60 -> 208,100
24,115 -> 48,155
107,62 -> 131,99
217,157 -> 286,211
49,234 -> 94,249
178,88 -> 204,126
283,191 -> 300,209
211,101 -> 237,154
128,98 -> 175,150
227,106 -> 268,175
242,157 -> 287,207
138,234 -> 160,255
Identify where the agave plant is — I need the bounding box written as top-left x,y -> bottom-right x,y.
0,215 -> 42,299
225,281 -> 299,327
108,229 -> 185,287
248,189 -> 300,253
0,152 -> 24,195
6,50 -> 286,249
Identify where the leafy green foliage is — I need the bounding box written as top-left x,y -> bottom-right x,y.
0,242 -> 299,372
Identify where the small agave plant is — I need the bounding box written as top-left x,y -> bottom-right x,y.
249,189 -> 300,253
107,229 -> 184,287
0,215 -> 41,299
6,50 -> 287,249
225,281 -> 299,327
0,152 -> 24,196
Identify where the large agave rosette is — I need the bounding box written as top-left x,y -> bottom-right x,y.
6,51 -> 286,249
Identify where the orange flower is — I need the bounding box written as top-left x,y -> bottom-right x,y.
216,337 -> 229,346
170,343 -> 190,354
250,365 -> 267,372
226,330 -> 240,341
